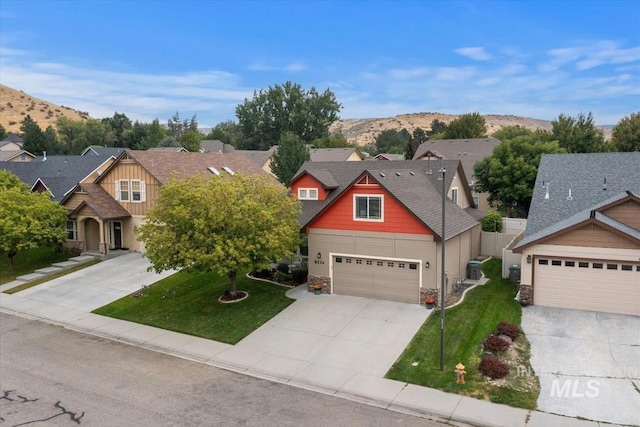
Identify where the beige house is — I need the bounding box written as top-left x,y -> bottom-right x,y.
60,150 -> 270,255
290,160 -> 482,304
413,138 -> 500,211
513,153 -> 640,316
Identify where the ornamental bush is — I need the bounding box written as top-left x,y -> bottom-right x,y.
480,211 -> 503,232
478,354 -> 509,379
497,322 -> 521,341
483,334 -> 511,353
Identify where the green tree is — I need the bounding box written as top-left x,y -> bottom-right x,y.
236,81 -> 341,150
204,120 -> 243,146
610,112 -> 640,152
0,170 -> 68,272
312,130 -> 350,148
166,112 -> 198,142
406,127 -> 428,159
102,112 -> 133,147
180,128 -> 202,152
0,124 -> 7,140
57,116 -> 87,154
492,125 -> 531,141
551,112 -> 606,153
443,112 -> 487,139
480,211 -> 503,232
474,131 -> 564,217
42,125 -> 61,154
21,115 -> 46,155
146,118 -> 167,148
270,132 -> 310,184
428,119 -> 447,136
374,129 -> 409,154
136,173 -> 301,295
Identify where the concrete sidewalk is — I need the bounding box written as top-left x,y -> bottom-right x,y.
0,291 -> 619,427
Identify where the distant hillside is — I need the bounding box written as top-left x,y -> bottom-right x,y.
330,112 -> 612,145
0,84 -> 91,133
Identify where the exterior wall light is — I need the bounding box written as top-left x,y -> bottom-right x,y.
317,252 -> 322,259
527,255 -> 532,264
425,261 -> 430,268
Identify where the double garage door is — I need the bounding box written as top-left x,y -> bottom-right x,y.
332,255 -> 420,303
534,257 -> 640,316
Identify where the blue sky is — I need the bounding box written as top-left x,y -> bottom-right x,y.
1,0 -> 639,126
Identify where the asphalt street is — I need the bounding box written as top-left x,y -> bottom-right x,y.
0,313 -> 446,427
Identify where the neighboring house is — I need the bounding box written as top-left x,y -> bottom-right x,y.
81,146 -> 128,157
513,153 -> 640,316
60,150 -> 271,254
309,147 -> 363,162
234,146 -> 278,176
0,155 -> 114,202
413,138 -> 500,211
0,150 -> 34,162
372,153 -> 405,161
290,160 -> 482,304
147,146 -> 188,153
200,139 -> 236,153
0,137 -> 24,151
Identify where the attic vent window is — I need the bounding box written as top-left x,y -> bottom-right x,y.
380,172 -> 385,177
208,167 -> 220,175
396,172 -> 401,176
222,166 -> 235,175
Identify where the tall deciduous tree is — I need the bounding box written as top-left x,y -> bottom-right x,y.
428,119 -> 447,136
551,112 -> 606,153
610,112 -> 640,152
443,112 -> 487,139
204,120 -> 243,146
102,112 -> 133,147
406,127 -> 428,159
270,132 -> 310,184
136,174 -> 301,295
0,170 -> 68,272
474,130 -> 565,217
235,81 -> 341,150
166,112 -> 198,142
374,129 -> 410,154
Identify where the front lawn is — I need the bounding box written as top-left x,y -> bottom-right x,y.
93,269 -> 295,344
0,246 -> 71,285
386,259 -> 539,409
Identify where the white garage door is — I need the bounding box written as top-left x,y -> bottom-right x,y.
332,255 -> 421,303
534,257 -> 640,316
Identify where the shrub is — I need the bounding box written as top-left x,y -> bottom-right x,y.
276,263 -> 290,274
273,271 -> 290,283
478,354 -> 509,379
497,322 -> 521,341
252,269 -> 273,279
291,268 -> 308,284
483,334 -> 510,352
480,211 -> 503,232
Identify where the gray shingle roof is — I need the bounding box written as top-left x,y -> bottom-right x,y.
292,160 -> 479,240
309,147 -> 362,162
200,140 -> 236,153
1,134 -> 23,143
413,137 -> 500,184
0,155 -> 108,202
81,146 -> 127,157
514,152 -> 640,249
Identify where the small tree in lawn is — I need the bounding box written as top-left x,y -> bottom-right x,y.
0,170 -> 68,272
136,173 -> 301,297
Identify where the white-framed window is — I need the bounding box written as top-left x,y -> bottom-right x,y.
116,180 -> 146,203
298,188 -> 318,200
66,220 -> 77,241
354,194 -> 383,221
472,196 -> 479,207
451,187 -> 458,204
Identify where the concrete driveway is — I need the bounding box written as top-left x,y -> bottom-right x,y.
522,306 -> 640,426
231,285 -> 431,390
16,253 -> 175,312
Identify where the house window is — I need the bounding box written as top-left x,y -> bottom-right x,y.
335,257 -> 342,263
565,261 -> 575,267
607,264 -> 618,270
579,262 -> 589,268
409,263 -> 418,270
298,188 -> 318,200
472,196 -> 479,207
593,263 -> 603,269
387,262 -> 394,267
538,259 -> 548,265
366,260 -> 372,265
354,195 -> 383,221
451,187 -> 458,204
356,259 -> 362,264
621,265 -> 632,271
66,220 -> 77,240
377,261 -> 384,266
346,258 -> 352,264
551,260 -> 562,266
398,263 -> 405,268
116,180 -> 146,202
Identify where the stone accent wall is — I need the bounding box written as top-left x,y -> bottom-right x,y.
308,275 -> 331,294
519,284 -> 533,306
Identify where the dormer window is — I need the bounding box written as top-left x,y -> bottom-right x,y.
354,195 -> 383,221
298,188 -> 318,200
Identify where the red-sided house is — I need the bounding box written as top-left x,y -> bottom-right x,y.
290,160 -> 482,304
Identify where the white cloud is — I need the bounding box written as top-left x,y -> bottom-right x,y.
454,47 -> 492,61
248,61 -> 307,72
388,67 -> 429,79
435,67 -> 476,81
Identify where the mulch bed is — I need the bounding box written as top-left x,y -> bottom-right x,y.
218,291 -> 248,303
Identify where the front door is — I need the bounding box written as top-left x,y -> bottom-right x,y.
112,221 -> 123,249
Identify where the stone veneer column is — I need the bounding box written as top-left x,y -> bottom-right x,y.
307,276 -> 331,294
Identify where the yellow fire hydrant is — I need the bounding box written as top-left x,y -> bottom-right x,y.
454,363 -> 467,384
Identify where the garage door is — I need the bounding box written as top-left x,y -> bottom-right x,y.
534,258 -> 640,316
332,256 -> 420,303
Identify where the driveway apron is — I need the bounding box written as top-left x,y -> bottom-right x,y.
15,253 -> 175,312
233,285 -> 431,390
522,306 -> 640,426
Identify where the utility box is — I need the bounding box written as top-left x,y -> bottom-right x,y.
467,260 -> 482,280
509,264 -> 521,284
